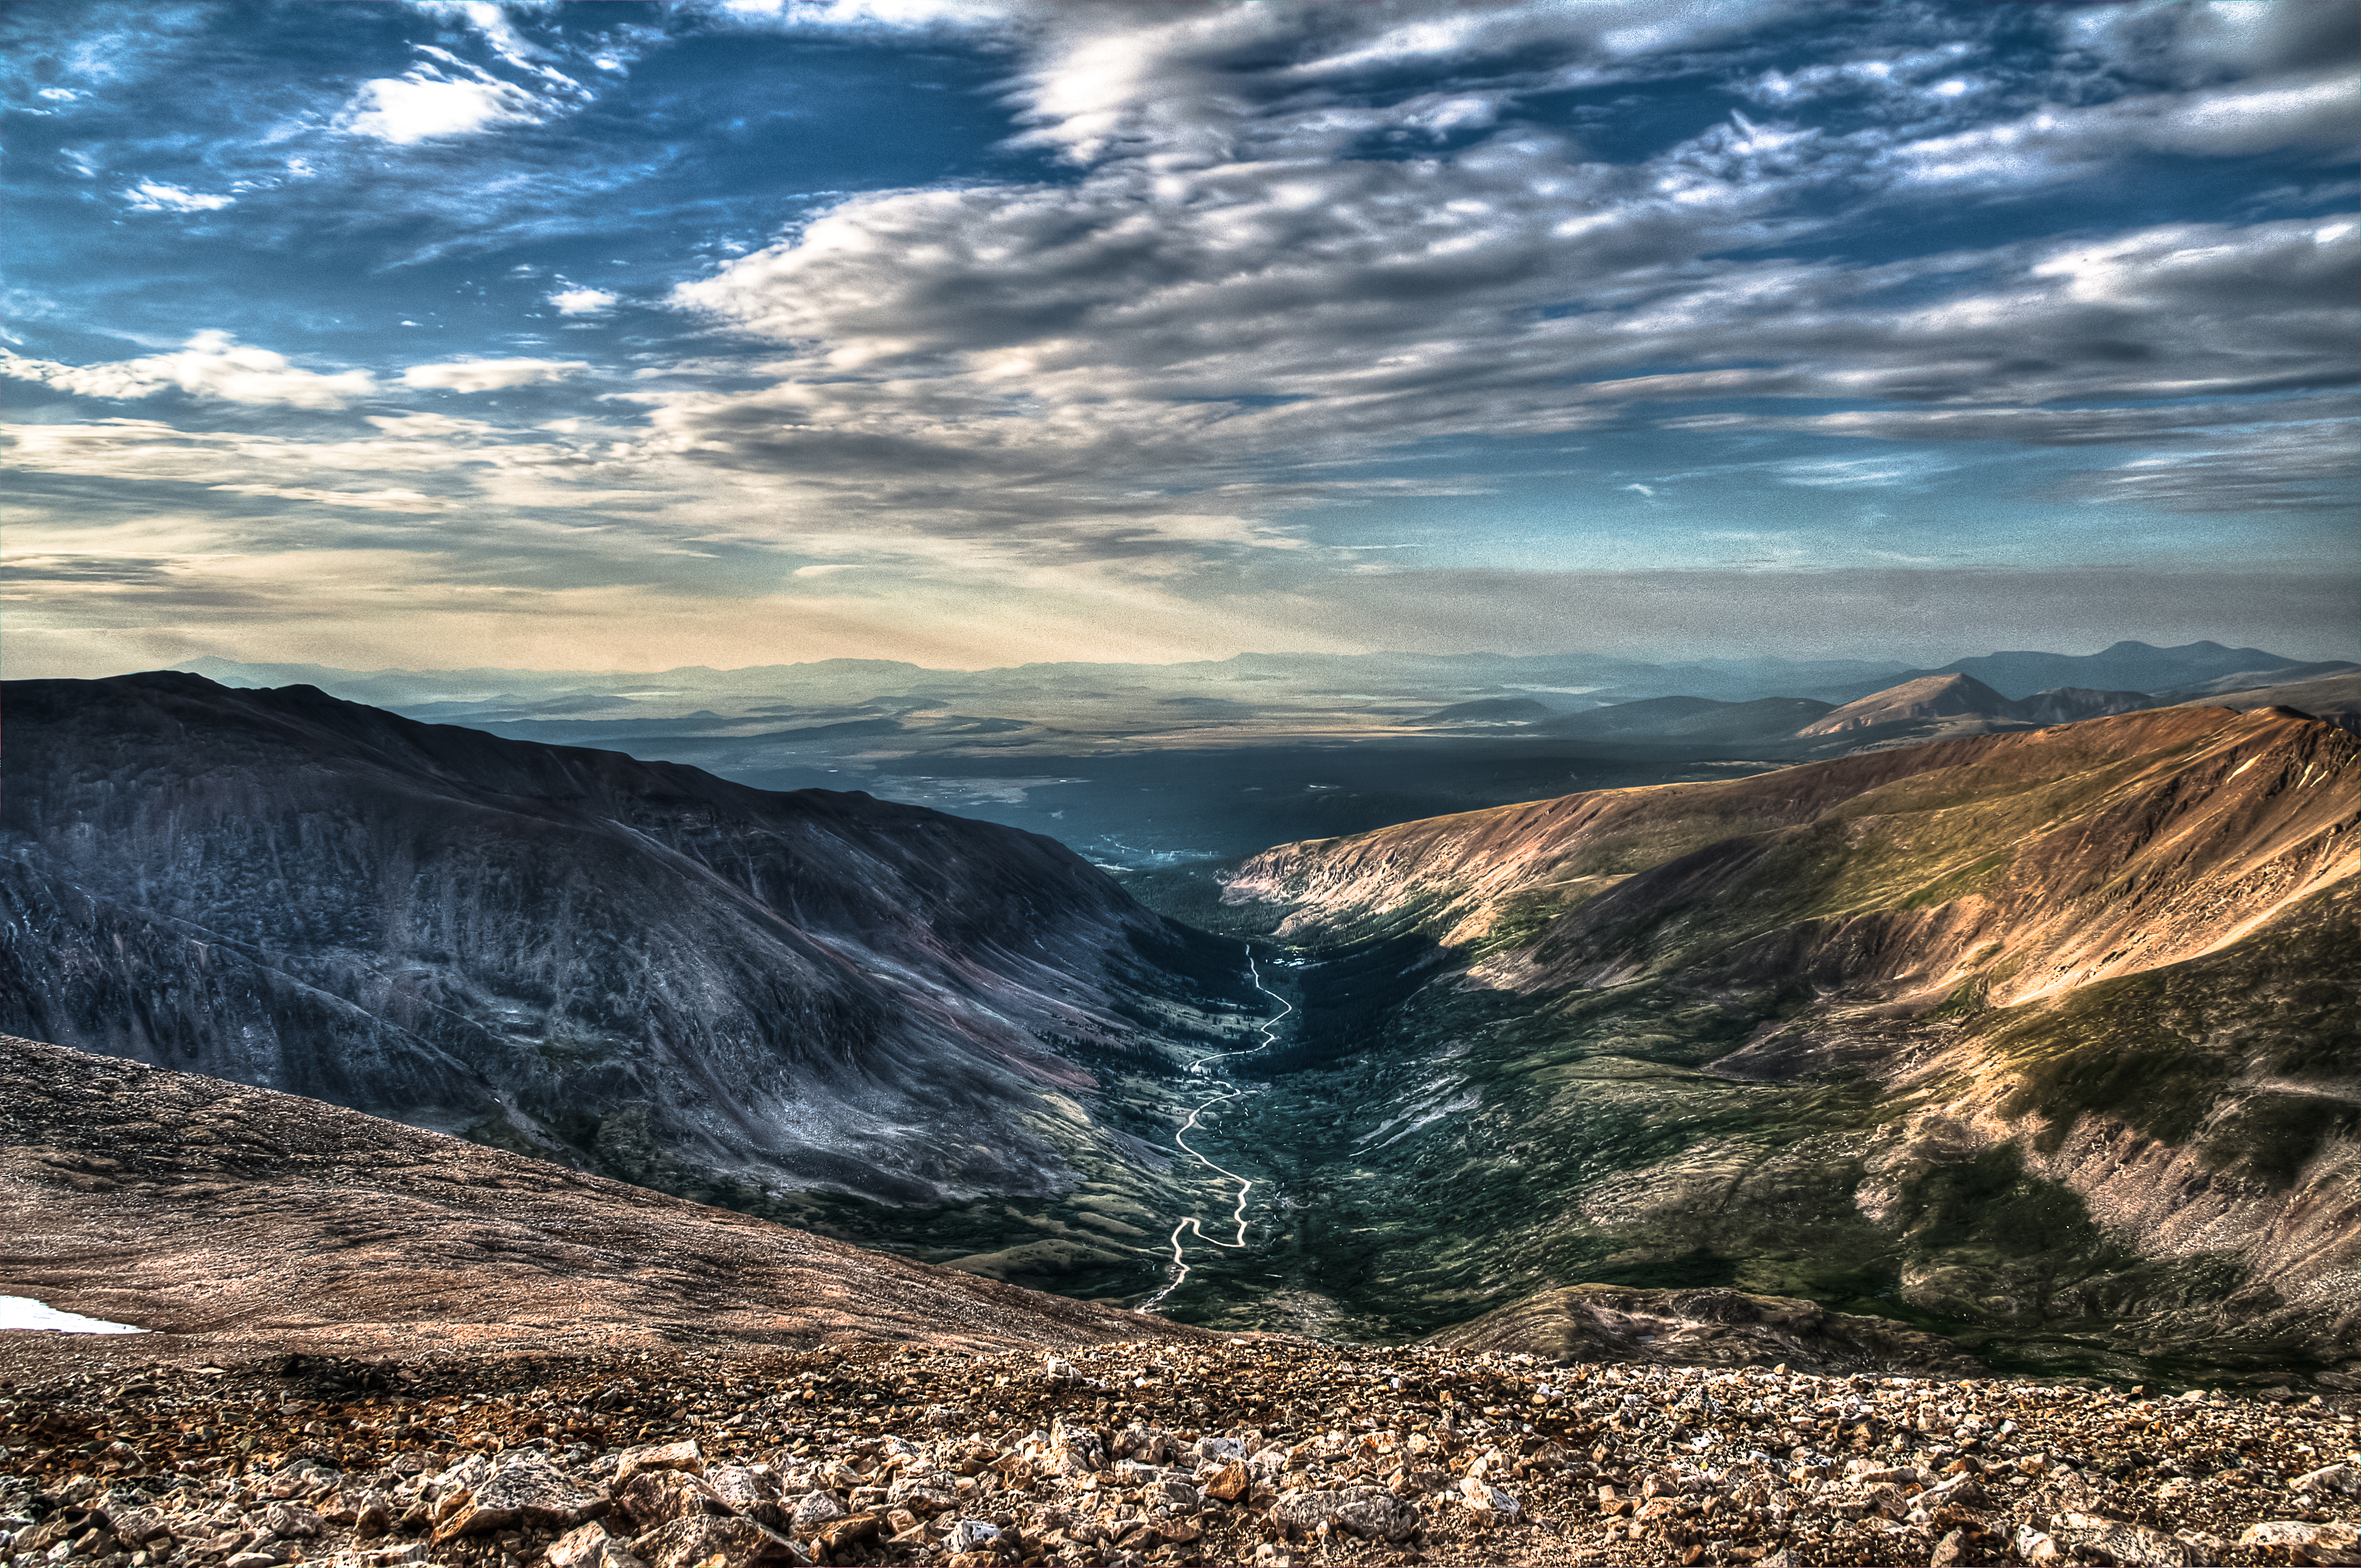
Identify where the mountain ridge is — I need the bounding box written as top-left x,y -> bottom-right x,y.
1204,704 -> 2360,1377
1,672 -> 1256,1217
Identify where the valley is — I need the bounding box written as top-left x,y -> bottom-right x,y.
3,666 -> 2355,1396
1085,706 -> 2361,1387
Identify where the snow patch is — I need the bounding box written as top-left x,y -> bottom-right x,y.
0,1295 -> 145,1333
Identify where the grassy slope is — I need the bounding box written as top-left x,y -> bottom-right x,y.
1161,710 -> 2359,1380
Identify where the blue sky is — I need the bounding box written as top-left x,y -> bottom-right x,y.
4,0 -> 2355,675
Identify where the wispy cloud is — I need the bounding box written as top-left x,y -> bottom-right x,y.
2,333 -> 374,410
402,358 -> 591,392
122,182 -> 235,213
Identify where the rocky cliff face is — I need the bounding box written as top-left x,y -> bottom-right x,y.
1215,706 -> 2360,1381
1,674 -> 1251,1211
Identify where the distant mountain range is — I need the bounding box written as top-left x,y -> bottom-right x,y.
1473,664 -> 2360,754
174,639 -> 2350,742
119,642 -> 2355,871
1793,674 -> 2151,737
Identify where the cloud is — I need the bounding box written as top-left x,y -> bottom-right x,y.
338,48 -> 576,143
122,182 -> 235,213
1,333 -> 376,409
11,0 -> 2357,674
208,485 -> 448,512
547,287 -> 618,317
1777,456 -> 1955,489
1666,394 -> 2361,449
650,0 -> 2353,556
2061,422 -> 2357,515
401,357 -> 592,392
1882,71 -> 2359,189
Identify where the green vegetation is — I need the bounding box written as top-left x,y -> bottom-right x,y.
1109,725 -> 2357,1381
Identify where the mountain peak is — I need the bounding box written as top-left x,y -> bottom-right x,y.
1797,672 -> 2013,736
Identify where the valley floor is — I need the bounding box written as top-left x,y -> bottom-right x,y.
2,1335 -> 2355,1568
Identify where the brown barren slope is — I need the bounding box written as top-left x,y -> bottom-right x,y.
0,1034 -> 1205,1358
1797,672 -> 2017,736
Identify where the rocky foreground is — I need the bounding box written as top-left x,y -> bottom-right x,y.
3,1334 -> 2358,1568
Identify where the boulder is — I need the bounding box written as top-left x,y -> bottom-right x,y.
945,1520 -> 1000,1554
260,1503 -> 323,1540
705,1467 -> 791,1534
1201,1462 -> 1251,1503
436,1452 -> 608,1541
885,1471 -> 960,1516
1269,1487 -> 1416,1540
631,1514 -> 806,1568
107,1507 -> 174,1548
2051,1513 -> 2200,1567
611,1440 -> 703,1488
1331,1493 -> 1421,1543
787,1490 -> 847,1534
2240,1521 -> 2361,1565
1458,1477 -> 1521,1521
2295,1465 -> 2361,1500
811,1514 -> 881,1553
614,1469 -> 726,1531
1146,1478 -> 1200,1515
546,1522 -> 648,1568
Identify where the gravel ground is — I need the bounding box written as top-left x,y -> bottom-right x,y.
3,1335 -> 2358,1567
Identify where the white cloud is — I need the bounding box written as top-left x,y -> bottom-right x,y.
122,182 -> 235,213
400,357 -> 592,392
1,333 -> 375,409
1777,456 -> 1954,489
547,287 -> 618,317
338,50 -> 554,143
366,411 -> 507,436
209,485 -> 447,512
1883,71 -> 2359,189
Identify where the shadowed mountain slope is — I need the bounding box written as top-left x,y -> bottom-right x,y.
2173,671 -> 2361,732
0,673 -> 1253,1211
1212,706 -> 2360,1380
0,1032 -> 1204,1355
1534,695 -> 1836,743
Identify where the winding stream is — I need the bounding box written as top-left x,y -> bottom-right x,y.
1140,944 -> 1293,1312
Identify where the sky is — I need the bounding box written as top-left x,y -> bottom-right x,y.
4,0 -> 2356,677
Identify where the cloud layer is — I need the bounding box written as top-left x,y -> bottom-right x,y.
3,0 -> 2355,674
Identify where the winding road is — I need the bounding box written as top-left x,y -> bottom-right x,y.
1139,944 -> 1293,1313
